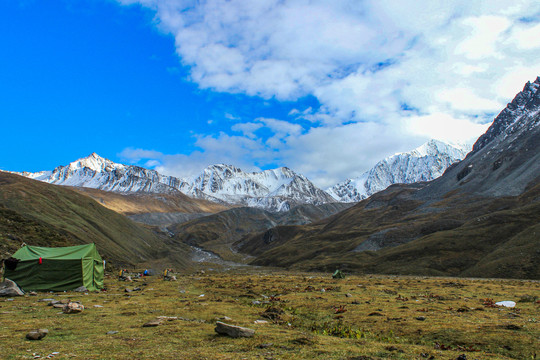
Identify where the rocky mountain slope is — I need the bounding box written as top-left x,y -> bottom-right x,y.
236,77 -> 540,279
327,140 -> 469,202
168,202 -> 352,262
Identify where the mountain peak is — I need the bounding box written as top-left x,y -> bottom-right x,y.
473,76 -> 540,152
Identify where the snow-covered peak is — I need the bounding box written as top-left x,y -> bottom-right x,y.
473,76 -> 540,152
410,139 -> 469,159
66,153 -> 125,173
328,140 -> 470,203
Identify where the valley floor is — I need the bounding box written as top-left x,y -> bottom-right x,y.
1,271 -> 538,359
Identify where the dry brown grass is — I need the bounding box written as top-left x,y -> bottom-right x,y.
1,271 -> 538,359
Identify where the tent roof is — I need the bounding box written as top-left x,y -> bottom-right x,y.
12,244 -> 102,261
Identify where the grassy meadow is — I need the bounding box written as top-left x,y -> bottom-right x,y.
0,270 -> 538,359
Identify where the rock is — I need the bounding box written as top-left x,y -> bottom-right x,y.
39,298 -> 56,303
52,303 -> 65,309
0,279 -> 24,297
254,320 -> 268,324
495,301 -> 516,308
215,321 -> 255,338
345,293 -> 353,297
29,291 -> 38,296
143,319 -> 162,327
415,316 -> 426,321
106,331 -> 119,335
74,286 -> 88,292
62,302 -> 84,314
93,305 -> 104,308
26,329 -> 49,340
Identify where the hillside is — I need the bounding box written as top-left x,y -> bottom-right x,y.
236,78 -> 540,279
170,202 -> 352,262
0,172 -> 191,269
71,186 -> 228,215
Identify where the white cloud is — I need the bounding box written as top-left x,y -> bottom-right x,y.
454,16 -> 510,59
405,113 -> 490,145
116,0 -> 540,186
509,23 -> 540,50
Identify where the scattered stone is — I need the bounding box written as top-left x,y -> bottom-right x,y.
215,321 -> 255,338
125,288 -> 132,293
368,312 -> 383,316
258,343 -> 273,349
254,320 -> 268,324
0,279 -> 24,297
26,329 -> 49,340
39,298 -> 56,303
28,291 -> 38,296
63,302 -> 84,314
415,316 -> 426,321
93,305 -> 104,308
345,293 -> 353,298
252,300 -> 261,305
495,301 -> 516,308
106,331 -> 119,335
143,319 -> 162,327
133,287 -> 142,291
52,303 -> 65,309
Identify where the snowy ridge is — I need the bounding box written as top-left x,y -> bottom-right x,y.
18,156 -> 334,212
18,153 -> 189,194
473,76 -> 540,152
178,164 -> 335,211
18,140 -> 470,210
327,140 -> 470,203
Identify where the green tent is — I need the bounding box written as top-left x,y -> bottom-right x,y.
4,244 -> 104,292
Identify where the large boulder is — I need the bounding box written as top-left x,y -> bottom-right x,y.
0,279 -> 24,297
215,321 -> 255,338
26,329 -> 48,340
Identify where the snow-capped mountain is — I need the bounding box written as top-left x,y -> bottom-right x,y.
327,140 -> 470,202
20,152 -> 189,194
473,76 -> 540,153
18,140 -> 473,210
19,155 -> 333,212
178,164 -> 335,211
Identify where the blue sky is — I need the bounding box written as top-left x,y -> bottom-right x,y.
1,0 -> 539,187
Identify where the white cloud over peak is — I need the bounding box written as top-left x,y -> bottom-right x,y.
117,0 -> 540,186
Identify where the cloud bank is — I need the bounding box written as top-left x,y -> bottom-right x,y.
117,0 -> 540,187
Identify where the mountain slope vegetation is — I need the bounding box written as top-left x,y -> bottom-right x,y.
237,78 -> 540,279
0,172 -> 191,269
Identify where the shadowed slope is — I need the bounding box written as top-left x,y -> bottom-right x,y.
0,172 -> 191,268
